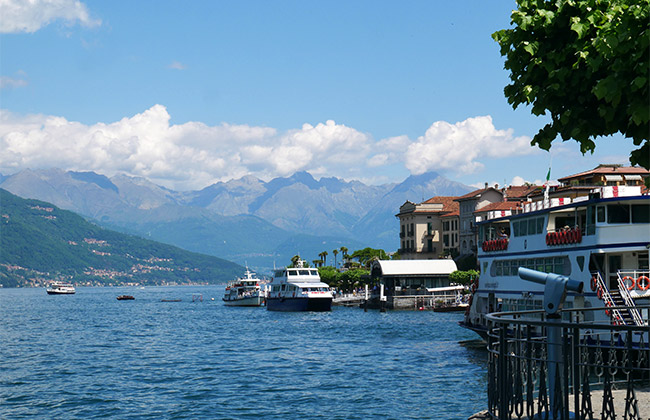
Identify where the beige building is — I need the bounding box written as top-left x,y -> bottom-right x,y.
455,186 -> 503,256
396,196 -> 459,260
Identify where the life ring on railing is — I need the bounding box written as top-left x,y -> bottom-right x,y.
575,229 -> 582,243
546,233 -> 552,245
637,276 -> 650,291
590,276 -> 597,292
597,286 -> 603,300
604,300 -> 611,316
622,276 -> 635,290
568,229 -> 575,243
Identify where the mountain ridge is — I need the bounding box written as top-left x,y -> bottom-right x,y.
0,168 -> 472,271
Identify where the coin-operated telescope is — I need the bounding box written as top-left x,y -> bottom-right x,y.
518,267 -> 584,418
518,267 -> 583,315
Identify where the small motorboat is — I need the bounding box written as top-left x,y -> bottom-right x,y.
117,295 -> 135,300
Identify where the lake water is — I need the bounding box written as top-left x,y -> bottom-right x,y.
0,286 -> 487,419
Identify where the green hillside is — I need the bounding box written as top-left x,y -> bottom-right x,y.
0,189 -> 243,287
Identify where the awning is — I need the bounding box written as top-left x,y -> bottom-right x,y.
625,175 -> 642,181
604,175 -> 623,181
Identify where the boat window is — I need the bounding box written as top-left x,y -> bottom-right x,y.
491,256 -> 571,277
607,203 -> 630,224
287,270 -> 297,276
596,206 -> 606,223
585,205 -> 596,235
281,284 -> 286,291
299,270 -> 310,275
631,204 -> 650,223
512,217 -> 544,237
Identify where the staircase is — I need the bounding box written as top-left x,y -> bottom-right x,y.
607,289 -> 635,325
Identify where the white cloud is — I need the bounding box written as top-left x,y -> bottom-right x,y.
0,0 -> 101,33
168,61 -> 187,70
510,176 -> 526,186
404,116 -> 537,176
0,106 -> 373,190
0,76 -> 28,89
0,107 -> 547,191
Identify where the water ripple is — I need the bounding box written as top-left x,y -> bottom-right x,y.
0,286 -> 487,419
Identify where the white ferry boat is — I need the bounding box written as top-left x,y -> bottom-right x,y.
462,184 -> 650,339
267,259 -> 333,311
223,267 -> 265,307
46,281 -> 76,295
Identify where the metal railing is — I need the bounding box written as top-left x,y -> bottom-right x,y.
486,305 -> 649,420
616,272 -> 644,326
591,271 -> 628,327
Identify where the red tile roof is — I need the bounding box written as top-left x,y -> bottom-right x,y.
419,196 -> 459,214
474,201 -> 521,213
504,185 -> 541,199
558,165 -> 649,182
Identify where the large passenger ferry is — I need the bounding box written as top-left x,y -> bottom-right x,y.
462,179 -> 650,339
267,259 -> 333,311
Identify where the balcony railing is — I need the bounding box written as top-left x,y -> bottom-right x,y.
485,305 -> 649,420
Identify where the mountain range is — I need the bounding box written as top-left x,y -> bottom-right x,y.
0,168 -> 472,272
0,189 -> 243,288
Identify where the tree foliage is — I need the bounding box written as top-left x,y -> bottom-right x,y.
448,270 -> 480,287
493,0 -> 649,169
349,247 -> 388,268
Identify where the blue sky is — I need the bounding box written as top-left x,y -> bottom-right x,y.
0,0 -> 636,191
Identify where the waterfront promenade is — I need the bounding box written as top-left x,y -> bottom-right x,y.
469,388 -> 650,419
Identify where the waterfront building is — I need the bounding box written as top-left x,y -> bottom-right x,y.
455,185 -> 503,256
440,209 -> 460,257
396,196 -> 459,259
370,259 -> 459,309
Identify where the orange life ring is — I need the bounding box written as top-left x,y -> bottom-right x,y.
597,286 -> 603,300
637,276 -> 650,291
546,233 -> 552,245
622,276 -> 635,290
590,276 -> 597,292
568,229 -> 575,243
575,229 -> 582,243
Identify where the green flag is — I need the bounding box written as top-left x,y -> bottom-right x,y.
546,167 -> 551,182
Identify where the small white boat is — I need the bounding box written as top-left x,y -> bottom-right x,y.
223,267 -> 265,307
46,281 -> 76,295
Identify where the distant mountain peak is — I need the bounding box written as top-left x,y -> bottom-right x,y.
69,171 -> 119,193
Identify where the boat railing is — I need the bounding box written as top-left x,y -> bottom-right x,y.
616,271 -> 645,326
591,271 -> 627,325
485,305 -> 650,420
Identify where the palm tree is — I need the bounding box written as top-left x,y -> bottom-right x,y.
321,251 -> 328,266
340,246 -> 348,266
332,249 -> 339,268
290,255 -> 301,267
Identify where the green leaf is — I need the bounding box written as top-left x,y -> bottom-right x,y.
570,17 -> 588,38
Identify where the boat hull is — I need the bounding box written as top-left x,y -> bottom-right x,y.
266,296 -> 332,312
46,290 -> 75,295
223,296 -> 265,307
